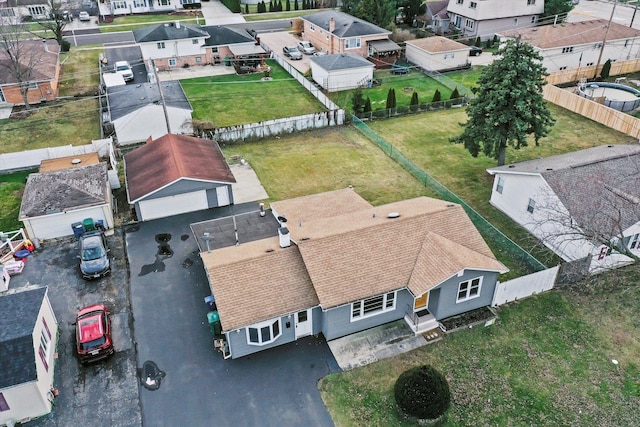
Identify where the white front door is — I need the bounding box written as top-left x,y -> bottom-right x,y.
216,186 -> 230,206
294,309 -> 312,338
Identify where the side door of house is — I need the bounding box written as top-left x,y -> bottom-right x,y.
294,309 -> 312,339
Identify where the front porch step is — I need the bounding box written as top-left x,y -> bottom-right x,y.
404,313 -> 441,335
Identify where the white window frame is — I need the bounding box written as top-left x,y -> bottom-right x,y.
195,56 -> 202,63
38,326 -> 51,371
27,5 -> 47,16
457,277 -> 482,303
157,42 -> 166,49
456,0 -> 463,4
158,0 -> 170,5
496,176 -> 504,194
192,38 -> 199,44
351,291 -> 396,321
527,198 -> 535,214
0,88 -> 6,103
465,19 -> 474,29
113,1 -> 127,9
168,58 -> 177,66
562,46 -> 574,53
527,0 -> 535,5
133,0 -> 146,7
246,318 -> 282,346
469,2 -> 476,8
310,23 -> 315,31
344,37 -> 361,50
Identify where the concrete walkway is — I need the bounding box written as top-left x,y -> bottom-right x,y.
328,320 -> 432,371
200,0 -> 246,25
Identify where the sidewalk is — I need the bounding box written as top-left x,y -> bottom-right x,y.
200,0 -> 246,25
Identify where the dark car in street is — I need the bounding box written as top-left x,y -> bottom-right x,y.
79,231 -> 110,279
75,304 -> 114,364
470,46 -> 483,56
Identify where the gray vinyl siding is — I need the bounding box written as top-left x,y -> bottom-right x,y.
321,289 -> 413,340
428,270 -> 498,320
206,184 -> 234,206
143,179 -> 229,201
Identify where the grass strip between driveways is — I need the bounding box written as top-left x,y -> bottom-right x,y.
0,170 -> 32,232
181,60 -> 326,127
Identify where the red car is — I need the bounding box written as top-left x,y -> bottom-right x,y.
75,304 -> 114,364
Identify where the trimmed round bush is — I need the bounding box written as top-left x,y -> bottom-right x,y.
394,365 -> 451,420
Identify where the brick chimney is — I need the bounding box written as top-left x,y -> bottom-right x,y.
329,17 -> 335,33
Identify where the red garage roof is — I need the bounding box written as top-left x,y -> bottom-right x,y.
124,134 -> 236,203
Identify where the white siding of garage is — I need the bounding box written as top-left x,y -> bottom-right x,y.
311,64 -> 373,92
138,190 -> 208,221
405,45 -> 468,72
23,204 -> 113,241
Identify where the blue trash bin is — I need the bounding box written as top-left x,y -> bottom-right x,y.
72,222 -> 84,239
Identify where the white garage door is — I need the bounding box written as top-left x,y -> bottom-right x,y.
139,191 -> 208,221
27,207 -> 108,240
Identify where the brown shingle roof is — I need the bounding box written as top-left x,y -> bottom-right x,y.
405,36 -> 469,53
201,193 -> 507,329
201,237 -> 319,331
124,134 -> 236,202
498,20 -> 640,50
0,40 -> 60,85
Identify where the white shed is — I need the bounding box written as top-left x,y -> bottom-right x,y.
310,53 -> 374,92
405,36 -> 470,72
19,161 -> 114,241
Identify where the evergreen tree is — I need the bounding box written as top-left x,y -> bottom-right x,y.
601,59 -> 612,81
245,3 -> 249,13
294,0 -> 298,10
410,92 -> 419,111
386,88 -> 396,115
474,37 -> 481,47
286,0 -> 290,11
364,97 -> 372,113
451,38 -> 555,166
351,88 -> 366,115
432,89 -> 441,102
269,0 -> 273,11
450,87 -> 460,100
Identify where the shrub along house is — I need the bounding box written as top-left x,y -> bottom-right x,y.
200,188 -> 507,359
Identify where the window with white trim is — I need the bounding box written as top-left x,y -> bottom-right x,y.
310,23 -> 315,31
158,0 -> 170,5
470,2 -> 476,8
39,328 -> 51,371
192,38 -> 199,44
344,38 -> 361,49
247,318 -> 281,345
168,58 -> 177,66
195,57 -> 202,63
456,0 -> 462,4
559,66 -> 567,70
351,291 -> 396,321
181,0 -> 197,4
562,46 -> 574,53
27,5 -> 47,16
527,198 -> 535,214
527,0 -> 535,5
133,0 -> 146,7
157,42 -> 166,49
496,176 -> 504,194
465,19 -> 474,29
625,233 -> 640,249
113,1 -> 127,9
0,88 -> 6,103
457,277 -> 482,302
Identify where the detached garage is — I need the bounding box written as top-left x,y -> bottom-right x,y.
19,161 -> 114,241
405,36 -> 470,72
309,53 -> 374,92
124,133 -> 236,221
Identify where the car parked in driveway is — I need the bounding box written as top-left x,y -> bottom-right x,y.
469,46 -> 483,56
298,41 -> 316,55
283,45 -> 303,60
78,11 -> 91,21
114,60 -> 134,82
79,231 -> 110,279
75,304 -> 114,364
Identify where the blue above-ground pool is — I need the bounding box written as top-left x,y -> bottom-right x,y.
577,82 -> 640,112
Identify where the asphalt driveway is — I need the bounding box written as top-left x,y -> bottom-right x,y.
125,204 -> 340,427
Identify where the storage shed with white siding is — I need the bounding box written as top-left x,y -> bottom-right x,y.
309,53 -> 374,92
405,36 -> 470,72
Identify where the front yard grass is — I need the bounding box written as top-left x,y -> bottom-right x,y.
181,60 -> 326,127
365,104 -> 637,268
0,170 -> 32,232
320,274 -> 640,426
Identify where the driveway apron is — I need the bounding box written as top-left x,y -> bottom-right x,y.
126,205 -> 339,427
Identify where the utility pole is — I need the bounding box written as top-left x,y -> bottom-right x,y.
632,2 -> 639,28
594,0 -> 617,79
151,59 -> 172,134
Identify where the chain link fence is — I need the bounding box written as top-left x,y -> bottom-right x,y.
351,115 -> 546,274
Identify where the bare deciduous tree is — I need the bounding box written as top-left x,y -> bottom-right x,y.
36,0 -> 70,49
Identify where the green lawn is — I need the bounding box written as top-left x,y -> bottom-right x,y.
329,66 -> 484,113
320,274 -> 640,426
366,104 -> 637,269
99,13 -> 203,33
0,171 -> 32,232
58,47 -> 101,96
181,60 -> 326,127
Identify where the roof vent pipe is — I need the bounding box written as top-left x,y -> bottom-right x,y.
278,227 -> 290,248
175,21 -> 181,29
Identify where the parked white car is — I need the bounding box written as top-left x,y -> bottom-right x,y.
78,11 -> 91,21
114,60 -> 134,82
298,41 -> 316,55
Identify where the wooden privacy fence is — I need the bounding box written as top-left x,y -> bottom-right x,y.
543,85 -> 640,139
492,266 -> 559,307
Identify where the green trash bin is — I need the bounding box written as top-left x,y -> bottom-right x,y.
207,311 -> 222,337
224,56 -> 232,66
83,218 -> 95,232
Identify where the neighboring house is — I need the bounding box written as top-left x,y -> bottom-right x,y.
309,53 -> 374,92
405,36 -> 470,72
19,161 -> 114,241
202,25 -> 264,66
487,144 -> 640,273
132,21 -> 210,70
498,20 -> 640,73
447,0 -> 543,41
0,287 -> 59,426
1,0 -> 49,23
98,0 -> 198,17
200,188 -> 507,359
124,133 -> 236,221
106,81 -> 193,145
418,0 -> 451,35
0,39 -> 60,106
300,10 -> 400,59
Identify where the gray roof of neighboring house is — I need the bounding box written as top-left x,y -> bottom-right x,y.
0,40 -> 60,85
0,287 -> 47,389
133,22 -> 209,43
310,53 -> 374,71
107,81 -> 192,121
19,163 -> 109,219
301,10 -> 390,38
489,144 -> 640,234
201,25 -> 256,47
